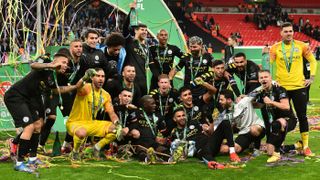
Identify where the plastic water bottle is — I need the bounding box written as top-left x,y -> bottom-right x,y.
130,8 -> 138,27
52,131 -> 61,156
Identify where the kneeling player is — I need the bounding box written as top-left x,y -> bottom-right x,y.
129,95 -> 169,162
66,68 -> 126,161
257,70 -> 297,162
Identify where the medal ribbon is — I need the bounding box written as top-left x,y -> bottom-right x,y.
281,41 -> 295,73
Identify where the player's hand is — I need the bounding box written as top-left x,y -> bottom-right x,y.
304,77 -> 314,87
126,104 -> 137,110
51,61 -> 69,73
130,129 -> 140,139
75,78 -> 84,88
263,96 -> 273,106
168,68 -> 176,81
122,127 -> 129,136
201,124 -> 210,132
129,1 -> 136,9
82,68 -> 97,82
51,61 -> 64,69
194,77 -> 204,85
155,137 -> 166,145
49,62 -> 60,69
224,71 -> 232,81
277,118 -> 287,132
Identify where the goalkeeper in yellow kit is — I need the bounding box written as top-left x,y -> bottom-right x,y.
269,22 -> 317,156
67,68 -> 127,161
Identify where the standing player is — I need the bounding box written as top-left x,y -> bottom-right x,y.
105,64 -> 142,106
4,50 -> 82,173
102,32 -> 126,79
226,52 -> 260,95
172,36 -> 214,98
123,4 -> 152,95
149,29 -> 184,88
269,22 -> 317,156
73,29 -> 108,84
224,35 -> 237,64
39,40 -> 83,152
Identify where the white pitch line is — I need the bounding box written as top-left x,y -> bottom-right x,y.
309,98 -> 320,101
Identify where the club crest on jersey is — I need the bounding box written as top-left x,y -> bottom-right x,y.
203,59 -> 208,64
168,50 -> 172,55
39,81 -> 46,90
45,108 -> 51,114
23,117 -> 29,123
154,116 -> 159,122
270,95 -> 275,101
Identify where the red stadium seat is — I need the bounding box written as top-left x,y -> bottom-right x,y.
197,0 -> 243,7
278,0 -> 320,8
289,14 -> 320,27
193,13 -> 320,50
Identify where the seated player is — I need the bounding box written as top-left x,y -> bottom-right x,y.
113,88 -> 137,144
149,74 -> 179,136
129,95 -> 169,162
219,90 -> 265,157
169,107 -> 209,162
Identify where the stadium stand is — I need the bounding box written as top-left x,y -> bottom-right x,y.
197,0 -> 243,7
193,13 -> 320,50
278,0 -> 320,8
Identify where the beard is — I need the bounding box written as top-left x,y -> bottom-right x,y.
237,66 -> 245,71
191,50 -> 200,57
125,76 -> 135,82
177,120 -> 186,127
94,81 -> 104,89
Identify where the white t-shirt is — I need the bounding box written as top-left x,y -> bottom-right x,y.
213,97 -> 265,134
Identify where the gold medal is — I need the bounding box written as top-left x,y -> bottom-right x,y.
60,106 -> 64,110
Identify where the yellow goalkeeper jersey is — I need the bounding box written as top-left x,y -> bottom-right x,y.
270,40 -> 317,90
68,83 -> 113,122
